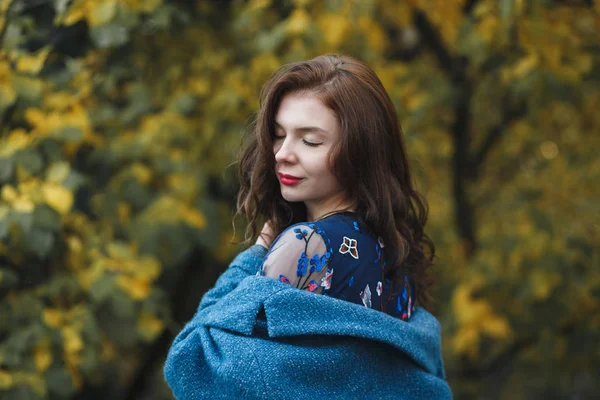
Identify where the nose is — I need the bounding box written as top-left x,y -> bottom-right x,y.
274,137 -> 297,164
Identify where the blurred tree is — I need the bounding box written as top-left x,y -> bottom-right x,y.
0,0 -> 598,399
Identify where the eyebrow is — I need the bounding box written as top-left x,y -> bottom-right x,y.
274,121 -> 328,135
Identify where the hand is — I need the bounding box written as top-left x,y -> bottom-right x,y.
255,221 -> 275,249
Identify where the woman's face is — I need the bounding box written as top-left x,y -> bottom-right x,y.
273,92 -> 350,221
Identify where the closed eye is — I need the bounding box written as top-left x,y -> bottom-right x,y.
273,135 -> 322,147
302,139 -> 321,147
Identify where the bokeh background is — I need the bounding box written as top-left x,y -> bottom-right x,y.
0,0 -> 598,399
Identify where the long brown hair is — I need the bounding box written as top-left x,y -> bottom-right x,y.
234,54 -> 436,310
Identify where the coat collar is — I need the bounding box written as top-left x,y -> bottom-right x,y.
200,275 -> 445,378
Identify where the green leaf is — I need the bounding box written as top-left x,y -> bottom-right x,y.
11,76 -> 44,104
530,208 -> 553,233
0,85 -> 16,114
14,149 -> 44,175
0,158 -> 15,183
38,139 -> 65,164
1,324 -> 43,367
9,210 -> 34,235
89,274 -> 115,304
45,366 -> 75,399
0,206 -> 9,240
32,205 -> 61,232
169,93 -> 197,115
25,229 -> 55,259
110,292 -> 135,319
96,304 -> 137,348
90,23 -> 129,48
0,268 -> 19,290
54,127 -> 83,142
193,198 -> 220,249
1,386 -> 41,400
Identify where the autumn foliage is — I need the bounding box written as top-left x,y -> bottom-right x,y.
0,0 -> 598,399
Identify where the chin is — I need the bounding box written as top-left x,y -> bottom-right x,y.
281,194 -> 303,203
280,190 -> 303,203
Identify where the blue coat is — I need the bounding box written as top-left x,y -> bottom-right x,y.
164,245 -> 453,399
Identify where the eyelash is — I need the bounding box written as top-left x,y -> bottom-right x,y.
274,136 -> 321,147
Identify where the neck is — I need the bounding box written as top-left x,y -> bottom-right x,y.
306,201 -> 355,222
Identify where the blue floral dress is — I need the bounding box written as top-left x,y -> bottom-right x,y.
258,211 -> 416,321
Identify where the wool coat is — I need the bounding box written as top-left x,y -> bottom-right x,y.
164,244 -> 453,399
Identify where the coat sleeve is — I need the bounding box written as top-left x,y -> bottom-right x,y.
260,224 -> 332,294
197,244 -> 267,312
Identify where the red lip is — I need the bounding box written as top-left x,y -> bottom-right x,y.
278,173 -> 303,186
279,173 -> 302,179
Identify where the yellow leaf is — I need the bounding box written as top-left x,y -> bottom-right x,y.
44,91 -> 77,111
405,92 -> 429,112
13,196 -> 35,213
77,261 -> 104,290
24,108 -> 47,129
381,1 -> 412,26
16,48 -> 51,75
43,308 -> 63,327
0,369 -> 13,389
118,202 -> 131,224
130,163 -> 153,184
287,8 -> 310,35
67,236 -> 83,252
34,343 -> 52,373
137,256 -> 161,281
116,275 -> 151,300
451,326 -> 480,359
318,14 -> 349,47
512,54 -> 539,79
62,326 -> 83,353
88,0 -> 117,27
0,128 -> 33,156
248,0 -> 271,12
180,207 -> 206,229
1,185 -> 18,203
42,182 -> 73,215
531,269 -> 560,300
189,77 -> 210,96
122,0 -> 163,13
0,85 -> 16,112
64,354 -> 83,390
517,218 -> 534,235
63,6 -> 85,26
137,311 -> 165,342
166,174 -> 198,201
358,16 -> 386,52
46,162 -> 71,183
481,315 -> 511,338
107,241 -> 133,260
100,339 -> 115,361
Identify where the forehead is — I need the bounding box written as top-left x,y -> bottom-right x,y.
274,93 -> 340,133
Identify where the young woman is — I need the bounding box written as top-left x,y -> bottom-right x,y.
237,53 -> 434,319
164,54 -> 451,399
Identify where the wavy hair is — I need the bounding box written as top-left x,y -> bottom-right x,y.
234,54 -> 436,310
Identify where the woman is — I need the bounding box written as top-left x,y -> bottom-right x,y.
164,54 -> 452,399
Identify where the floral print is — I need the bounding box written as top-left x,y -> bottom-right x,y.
259,212 -> 415,320
321,268 -> 333,290
339,236 -> 359,259
360,284 -> 372,308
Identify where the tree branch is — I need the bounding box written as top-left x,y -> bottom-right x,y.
412,9 -> 455,76
412,8 -> 477,254
469,96 -> 527,180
